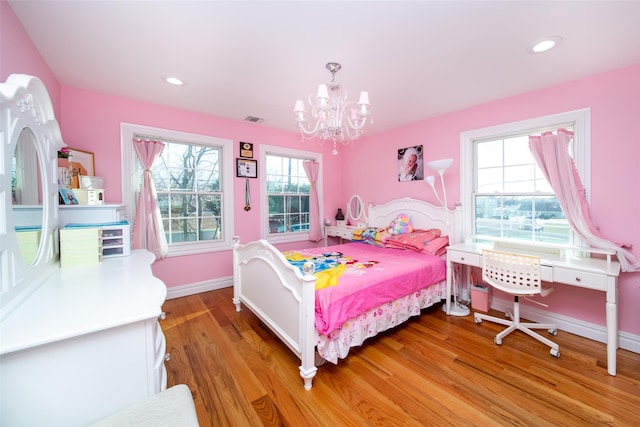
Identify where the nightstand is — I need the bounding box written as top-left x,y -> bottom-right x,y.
324,226 -> 356,246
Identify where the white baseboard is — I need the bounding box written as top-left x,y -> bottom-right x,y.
490,296 -> 640,354
166,276 -> 233,300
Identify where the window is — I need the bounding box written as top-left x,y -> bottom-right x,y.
260,145 -> 322,243
154,142 -> 222,244
121,123 -> 234,256
460,109 -> 590,249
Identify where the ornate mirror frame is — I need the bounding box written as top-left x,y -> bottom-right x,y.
347,194 -> 367,227
0,75 -> 64,320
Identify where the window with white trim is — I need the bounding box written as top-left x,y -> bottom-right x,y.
121,123 -> 234,256
260,145 -> 322,244
460,109 -> 590,249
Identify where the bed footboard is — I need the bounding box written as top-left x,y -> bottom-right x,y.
232,237 -> 318,390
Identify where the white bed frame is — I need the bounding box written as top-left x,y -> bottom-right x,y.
232,197 -> 461,390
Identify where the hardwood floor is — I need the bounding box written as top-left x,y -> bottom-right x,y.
162,287 -> 640,426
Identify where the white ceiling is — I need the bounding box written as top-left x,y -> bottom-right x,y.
8,1 -> 640,136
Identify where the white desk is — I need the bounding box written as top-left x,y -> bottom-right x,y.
446,242 -> 621,376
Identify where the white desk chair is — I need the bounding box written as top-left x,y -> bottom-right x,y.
474,249 -> 560,357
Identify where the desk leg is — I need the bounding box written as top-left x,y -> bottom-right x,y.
445,259 -> 452,315
606,277 -> 618,376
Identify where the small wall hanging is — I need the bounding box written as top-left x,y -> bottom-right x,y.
240,141 -> 253,158
236,158 -> 257,178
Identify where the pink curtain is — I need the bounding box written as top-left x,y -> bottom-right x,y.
529,129 -> 639,272
133,138 -> 168,260
303,160 -> 322,242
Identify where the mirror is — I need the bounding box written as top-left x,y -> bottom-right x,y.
13,127 -> 44,265
347,195 -> 367,226
1,74 -> 64,320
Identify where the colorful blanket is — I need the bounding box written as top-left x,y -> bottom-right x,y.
284,251 -> 352,290
285,243 -> 446,335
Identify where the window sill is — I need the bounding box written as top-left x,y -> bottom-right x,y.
165,240 -> 232,257
266,232 -> 309,245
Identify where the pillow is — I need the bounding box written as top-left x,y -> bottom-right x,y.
384,228 -> 442,252
388,213 -> 413,235
421,236 -> 449,257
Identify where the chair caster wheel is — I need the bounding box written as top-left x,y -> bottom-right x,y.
550,348 -> 560,358
474,317 -> 482,324
494,337 -> 502,345
548,329 -> 558,336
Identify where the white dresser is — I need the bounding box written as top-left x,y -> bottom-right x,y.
0,250 -> 168,426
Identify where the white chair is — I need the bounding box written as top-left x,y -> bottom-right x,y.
474,249 -> 560,357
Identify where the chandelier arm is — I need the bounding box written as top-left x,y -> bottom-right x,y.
297,119 -> 323,136
344,115 -> 369,131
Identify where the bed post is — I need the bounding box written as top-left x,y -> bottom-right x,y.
299,262 -> 318,390
232,236 -> 242,312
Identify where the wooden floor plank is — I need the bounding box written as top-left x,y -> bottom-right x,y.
162,287 -> 640,426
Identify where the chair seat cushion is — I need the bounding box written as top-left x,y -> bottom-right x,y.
90,384 -> 199,427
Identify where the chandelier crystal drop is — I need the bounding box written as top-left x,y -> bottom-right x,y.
294,62 -> 371,155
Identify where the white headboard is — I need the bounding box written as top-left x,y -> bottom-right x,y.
367,197 -> 461,244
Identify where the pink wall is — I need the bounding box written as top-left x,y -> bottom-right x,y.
1,0 -> 60,115
345,64 -> 640,334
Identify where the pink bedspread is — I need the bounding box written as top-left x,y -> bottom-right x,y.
298,243 -> 446,335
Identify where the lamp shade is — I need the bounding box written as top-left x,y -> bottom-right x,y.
358,91 -> 370,105
294,100 -> 305,113
316,84 -> 329,99
425,158 -> 453,174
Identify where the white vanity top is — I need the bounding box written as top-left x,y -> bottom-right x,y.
0,250 -> 167,355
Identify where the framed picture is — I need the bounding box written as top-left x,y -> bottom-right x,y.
239,141 -> 254,158
397,145 -> 424,182
68,147 -> 95,176
236,158 -> 258,178
58,188 -> 79,205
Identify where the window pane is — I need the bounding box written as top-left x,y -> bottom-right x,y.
503,136 -> 530,166
170,193 -> 196,217
477,167 -> 503,193
199,194 -> 221,216
504,164 -> 535,193
266,154 -> 311,235
477,139 -> 502,168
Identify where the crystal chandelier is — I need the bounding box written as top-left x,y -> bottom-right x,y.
294,62 -> 371,155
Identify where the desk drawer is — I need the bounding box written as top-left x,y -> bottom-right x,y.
448,251 -> 481,267
327,228 -> 353,240
553,267 -> 606,290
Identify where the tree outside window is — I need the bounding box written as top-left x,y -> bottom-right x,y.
150,141 -> 223,244
266,154 -> 310,234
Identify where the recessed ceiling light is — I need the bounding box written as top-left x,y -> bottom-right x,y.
163,76 -> 184,86
528,36 -> 563,54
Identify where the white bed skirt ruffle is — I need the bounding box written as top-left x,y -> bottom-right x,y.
316,281 -> 446,364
